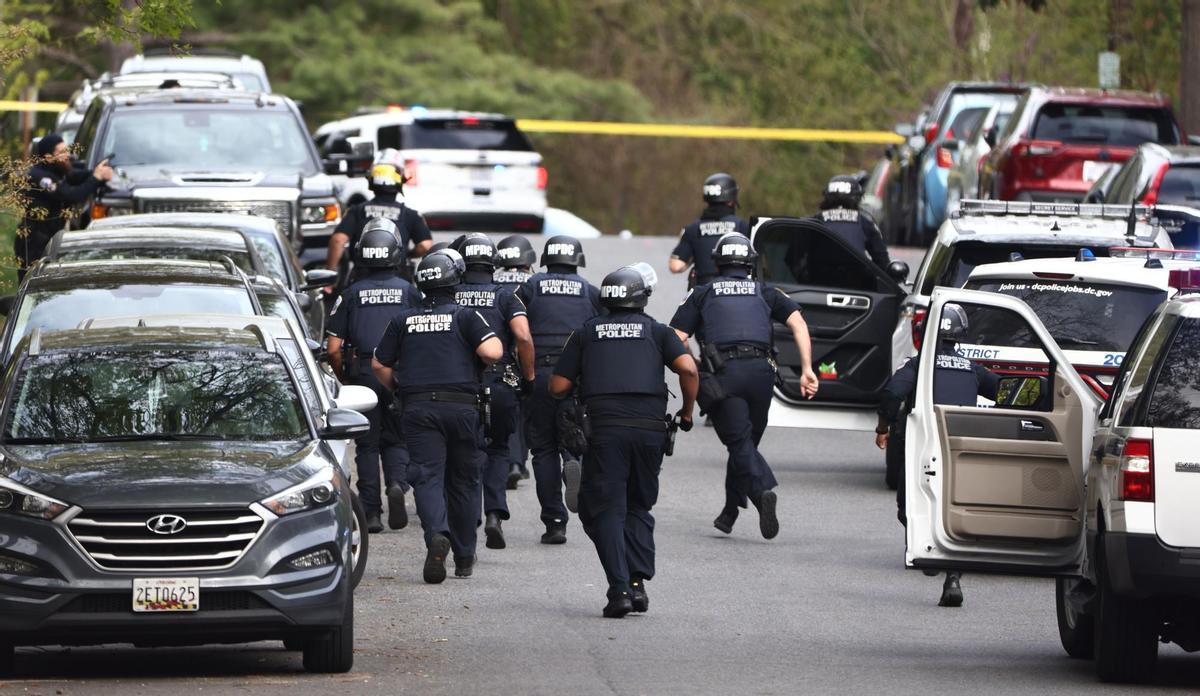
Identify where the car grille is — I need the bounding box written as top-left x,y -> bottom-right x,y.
137,199 -> 294,238
62,591 -> 269,614
68,508 -> 266,571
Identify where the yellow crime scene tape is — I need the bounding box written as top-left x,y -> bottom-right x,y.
0,101 -> 903,144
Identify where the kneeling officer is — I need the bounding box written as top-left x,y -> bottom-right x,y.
550,263 -> 698,618
373,249 -> 504,583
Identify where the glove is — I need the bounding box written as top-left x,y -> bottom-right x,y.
676,409 -> 693,432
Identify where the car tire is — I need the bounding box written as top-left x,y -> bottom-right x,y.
350,492 -> 369,590
1055,577 -> 1095,659
0,643 -> 13,676
884,430 -> 902,491
303,593 -> 354,673
1094,539 -> 1158,683
283,637 -> 306,651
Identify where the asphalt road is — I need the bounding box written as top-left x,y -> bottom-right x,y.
7,236 -> 1200,694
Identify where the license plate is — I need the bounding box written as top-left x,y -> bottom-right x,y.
1082,160 -> 1113,182
133,577 -> 199,612
470,166 -> 493,185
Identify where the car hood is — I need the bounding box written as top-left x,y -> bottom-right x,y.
108,166 -> 308,192
0,440 -> 324,508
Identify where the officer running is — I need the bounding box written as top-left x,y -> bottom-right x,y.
875,303 -> 998,608
516,235 -> 603,545
550,263 -> 698,618
20,134 -> 113,279
326,219 -> 418,533
372,249 -> 504,583
668,173 -> 750,288
451,234 -> 536,551
326,149 -> 433,288
670,233 -> 819,539
813,174 -> 890,270
494,234 -> 537,488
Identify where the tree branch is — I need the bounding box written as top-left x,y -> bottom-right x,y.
38,46 -> 100,79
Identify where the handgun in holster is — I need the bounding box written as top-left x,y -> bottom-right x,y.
479,386 -> 493,444
664,416 -> 678,457
700,341 -> 725,374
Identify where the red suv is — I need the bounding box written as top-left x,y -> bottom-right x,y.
980,87 -> 1184,202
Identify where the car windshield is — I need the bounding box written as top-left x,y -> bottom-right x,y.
933,242 -> 1114,292
8,284 -> 255,357
244,234 -> 289,283
256,291 -> 304,331
56,247 -> 254,272
101,108 -> 315,172
963,277 -> 1167,352
1157,166 -> 1200,205
4,351 -> 307,443
404,119 -> 533,151
1032,104 -> 1180,146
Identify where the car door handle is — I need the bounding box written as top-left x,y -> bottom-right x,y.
826,294 -> 871,310
1020,419 -> 1044,432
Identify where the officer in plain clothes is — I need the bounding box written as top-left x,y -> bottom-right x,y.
495,234 -> 537,488
551,264 -> 698,618
875,303 -> 998,608
451,234 -> 536,551
668,172 -> 751,287
326,149 -> 433,288
814,174 -> 890,270
372,250 -> 504,583
516,235 -> 603,545
671,233 -> 819,539
20,134 -> 113,278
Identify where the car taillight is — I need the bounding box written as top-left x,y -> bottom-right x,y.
1140,163 -> 1171,206
936,147 -> 954,169
923,123 -> 939,144
403,159 -> 419,187
1119,438 -> 1153,502
536,166 -> 548,190
912,308 -> 928,350
1015,140 -> 1059,157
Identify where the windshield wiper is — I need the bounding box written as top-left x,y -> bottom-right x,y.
3,437 -> 84,445
1053,335 -> 1101,348
85,434 -> 225,443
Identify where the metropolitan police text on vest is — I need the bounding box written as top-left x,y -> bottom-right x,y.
406,314 -> 452,332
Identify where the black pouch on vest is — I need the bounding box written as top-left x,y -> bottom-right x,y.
557,400 -> 588,457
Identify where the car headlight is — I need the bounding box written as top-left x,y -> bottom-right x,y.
0,477 -> 69,520
260,467 -> 337,516
300,202 -> 339,224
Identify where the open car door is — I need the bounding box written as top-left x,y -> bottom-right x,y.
905,288 -> 1100,576
753,217 -> 906,410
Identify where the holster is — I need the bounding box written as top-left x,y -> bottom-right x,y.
664,417 -> 678,457
557,399 -> 589,458
697,371 -> 728,414
480,387 -> 493,444
700,342 -> 725,373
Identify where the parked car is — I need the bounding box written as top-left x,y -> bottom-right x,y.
314,108 -> 547,233
1091,144 -> 1200,209
0,321 -> 365,674
881,82 -> 1027,245
860,157 -> 891,224
946,101 -> 1017,210
120,48 -> 272,92
980,87 -> 1184,203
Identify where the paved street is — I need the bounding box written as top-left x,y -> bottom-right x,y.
6,236 -> 1200,694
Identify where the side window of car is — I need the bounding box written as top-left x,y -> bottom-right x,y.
1143,319 -> 1200,428
377,125 -> 402,150
918,242 -> 951,296
1107,156 -> 1142,204
1117,314 -> 1177,426
1101,309 -> 1162,420
933,302 -> 1054,411
74,100 -> 104,160
756,223 -> 886,292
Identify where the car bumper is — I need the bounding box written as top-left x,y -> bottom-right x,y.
300,221 -> 339,248
1103,531 -> 1200,599
408,189 -> 546,233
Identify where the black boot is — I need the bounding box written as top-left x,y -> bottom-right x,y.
939,572 -> 963,607
540,522 -> 567,545
454,555 -> 475,578
563,458 -> 582,513
506,464 -> 522,490
386,483 -> 407,530
629,577 -> 648,613
423,533 -> 451,584
484,512 -> 506,550
713,509 -> 737,535
603,589 -> 633,618
753,490 -> 779,540
366,512 -> 384,534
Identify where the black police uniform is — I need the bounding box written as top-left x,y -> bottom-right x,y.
326,271 -> 419,517
517,268 -> 603,530
813,207 -> 891,269
336,193 -> 432,272
19,162 -> 104,274
374,295 -> 494,563
554,311 -> 686,599
670,269 -> 799,521
495,266 -> 533,477
671,207 -> 751,286
454,270 -> 527,524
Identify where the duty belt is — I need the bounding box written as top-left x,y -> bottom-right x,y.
404,391 -> 480,405
589,416 -> 669,432
719,345 -> 771,362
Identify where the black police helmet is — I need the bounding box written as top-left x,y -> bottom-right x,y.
703,172 -> 739,205
820,174 -> 864,210
496,234 -> 537,268
428,241 -> 451,253
354,218 -> 402,268
710,232 -> 756,268
600,263 -> 656,309
415,249 -> 466,291
541,235 -> 586,268
458,233 -> 496,269
940,303 -> 969,342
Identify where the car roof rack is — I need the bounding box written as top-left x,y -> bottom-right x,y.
140,47 -> 245,59
1110,247 -> 1200,261
954,199 -> 1152,220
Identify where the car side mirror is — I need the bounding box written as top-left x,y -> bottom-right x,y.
319,407 -> 371,439
0,295 -> 14,316
886,261 -> 910,283
323,158 -> 348,175
293,291 -> 315,312
984,129 -> 998,148
995,375 -> 1049,410
1189,134 -> 1200,147
334,383 -> 378,413
301,268 -> 338,291
894,123 -> 915,138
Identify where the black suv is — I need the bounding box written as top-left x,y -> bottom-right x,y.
0,323 -> 368,673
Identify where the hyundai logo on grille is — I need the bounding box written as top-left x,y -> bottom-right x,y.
146,514 -> 188,535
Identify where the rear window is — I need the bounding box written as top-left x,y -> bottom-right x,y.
404,119 -> 533,151
923,242 -> 1113,294
1157,166 -> 1200,206
756,225 -> 885,292
1032,103 -> 1180,146
946,107 -> 988,142
57,247 -> 254,272
1146,320 -> 1200,428
962,278 -> 1166,352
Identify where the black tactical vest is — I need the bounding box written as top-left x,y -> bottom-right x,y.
932,347 -> 984,406
390,302 -> 480,392
579,313 -> 666,401
819,208 -> 868,255
524,271 -> 599,356
697,278 -> 774,349
455,282 -> 511,350
345,276 -> 414,353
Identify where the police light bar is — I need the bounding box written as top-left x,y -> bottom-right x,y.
1110,247 -> 1200,261
955,199 -> 1152,220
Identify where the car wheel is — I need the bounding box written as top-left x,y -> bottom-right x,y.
302,593 -> 354,673
350,492 -> 369,590
1055,577 -> 1095,659
1094,538 -> 1158,683
884,429 -> 902,491
283,637 -> 306,651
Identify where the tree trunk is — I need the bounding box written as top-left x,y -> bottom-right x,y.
1183,0 -> 1200,135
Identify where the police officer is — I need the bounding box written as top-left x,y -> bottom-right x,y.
550,264 -> 698,617
670,233 -> 819,539
20,134 -> 114,278
326,149 -> 433,288
326,219 -> 418,533
372,250 -> 504,583
516,235 -> 603,545
494,234 -> 537,488
875,303 -> 998,608
814,174 -> 890,270
668,173 -> 750,287
451,234 -> 536,550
